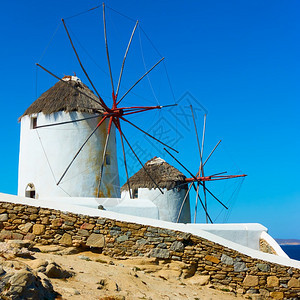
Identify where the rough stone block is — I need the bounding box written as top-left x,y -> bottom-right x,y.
234,261 -> 248,272
77,229 -> 89,237
86,233 -> 105,248
32,224 -> 45,235
59,233 -> 73,246
205,255 -> 220,264
18,223 -> 33,233
243,275 -> 259,287
0,214 -> 8,222
80,223 -> 95,230
170,241 -> 185,252
269,291 -> 284,299
221,254 -> 234,265
288,277 -> 300,288
150,248 -> 170,259
116,235 -> 128,243
267,276 -> 279,287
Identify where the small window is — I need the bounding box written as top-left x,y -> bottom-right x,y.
25,183 -> 36,199
132,189 -> 138,199
105,154 -> 111,165
30,117 -> 37,129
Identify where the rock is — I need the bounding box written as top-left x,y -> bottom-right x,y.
51,218 -> 63,227
205,255 -> 220,264
186,275 -> 210,286
0,214 -> 8,222
0,265 -> 4,275
24,233 -> 36,241
45,262 -> 73,279
80,223 -> 95,230
288,277 -> 300,288
59,233 -> 73,246
234,261 -> 248,272
0,241 -> 34,258
0,268 -> 56,299
28,259 -> 49,270
6,239 -> 33,249
0,230 -> 13,240
78,255 -> 92,261
221,254 -> 234,265
257,263 -> 270,272
116,235 -> 128,243
18,222 -> 33,233
150,248 -> 170,259
77,229 -> 89,237
32,224 -> 45,235
86,233 -> 105,248
243,275 -> 258,287
170,241 -> 185,252
269,291 -> 284,299
267,276 -> 279,287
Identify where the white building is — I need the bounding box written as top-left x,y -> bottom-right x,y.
121,157 -> 191,223
18,76 -> 120,199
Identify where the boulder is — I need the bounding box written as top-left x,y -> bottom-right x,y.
86,233 -> 105,248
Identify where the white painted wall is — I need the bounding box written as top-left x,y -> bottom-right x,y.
1,192 -> 299,269
18,112 -> 120,199
121,187 -> 191,223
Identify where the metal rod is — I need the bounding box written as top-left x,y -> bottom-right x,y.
190,105 -> 202,162
199,182 -> 228,209
61,18 -> 109,111
120,117 -> 178,153
35,114 -> 101,129
121,131 -> 164,194
192,182 -> 213,223
116,20 -> 139,97
116,121 -> 132,199
36,63 -> 103,108
97,116 -> 113,197
117,57 -> 165,105
194,182 -> 200,223
164,148 -> 197,180
176,183 -> 193,223
57,116 -> 107,185
102,3 -> 115,96
202,140 -> 222,168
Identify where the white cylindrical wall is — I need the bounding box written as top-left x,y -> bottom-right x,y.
122,187 -> 191,223
18,111 -> 120,199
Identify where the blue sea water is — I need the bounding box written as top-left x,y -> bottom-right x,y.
281,245 -> 300,261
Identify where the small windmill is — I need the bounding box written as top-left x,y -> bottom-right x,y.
35,3 -> 177,198
164,105 -> 246,223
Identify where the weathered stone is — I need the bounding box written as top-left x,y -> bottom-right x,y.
269,291 -> 284,299
257,263 -> 270,272
267,276 -> 279,287
86,233 -> 105,248
205,255 -> 220,264
0,214 -> 8,222
29,214 -> 38,221
150,248 -> 170,259
24,233 -> 36,241
51,218 -> 63,227
77,229 -> 89,237
243,275 -> 259,287
288,277 -> 300,288
116,235 -> 128,243
136,238 -> 148,245
80,223 -> 95,230
0,229 -> 13,240
59,233 -> 73,246
32,224 -> 45,235
234,261 -> 248,272
221,254 -> 234,265
18,222 -> 33,233
170,241 -> 185,252
45,262 -> 72,279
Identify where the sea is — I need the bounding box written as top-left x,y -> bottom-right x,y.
281,245 -> 300,261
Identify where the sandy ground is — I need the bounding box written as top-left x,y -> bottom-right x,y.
18,246 -> 246,300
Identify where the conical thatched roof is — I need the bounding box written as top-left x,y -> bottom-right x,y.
121,157 -> 187,192
20,76 -> 104,119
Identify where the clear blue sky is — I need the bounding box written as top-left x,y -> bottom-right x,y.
0,1 -> 299,239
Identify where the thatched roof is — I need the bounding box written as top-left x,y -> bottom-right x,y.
20,76 -> 104,119
121,157 -> 187,192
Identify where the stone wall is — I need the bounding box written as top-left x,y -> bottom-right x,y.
0,201 -> 299,299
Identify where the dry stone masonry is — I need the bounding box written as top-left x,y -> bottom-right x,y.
0,201 -> 299,299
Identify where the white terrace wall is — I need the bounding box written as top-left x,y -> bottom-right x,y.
0,195 -> 300,299
18,112 -> 120,199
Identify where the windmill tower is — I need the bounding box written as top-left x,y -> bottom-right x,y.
121,157 -> 191,223
18,76 -> 120,199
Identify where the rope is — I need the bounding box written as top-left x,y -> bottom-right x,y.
64,5 -> 101,20
106,5 -> 136,23
138,27 -> 160,106
38,21 -> 61,64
